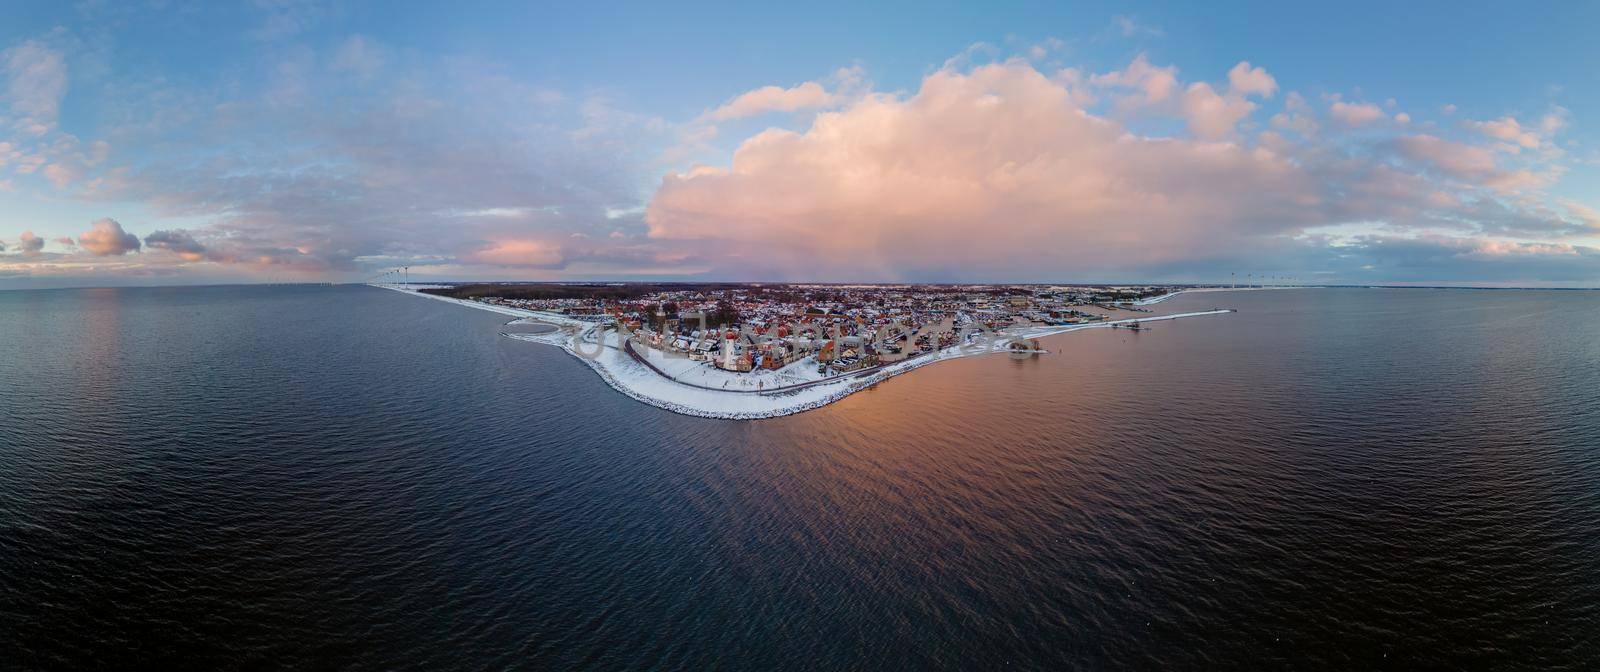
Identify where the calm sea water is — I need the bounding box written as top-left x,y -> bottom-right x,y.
2,285 -> 1597,669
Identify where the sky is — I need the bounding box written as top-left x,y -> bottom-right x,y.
3,0 -> 1600,288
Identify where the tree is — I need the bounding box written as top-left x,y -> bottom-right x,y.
708,300 -> 740,327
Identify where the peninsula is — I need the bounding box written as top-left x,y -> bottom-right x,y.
374,282 -> 1272,419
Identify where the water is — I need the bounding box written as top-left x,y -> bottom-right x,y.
2,285 -> 1597,669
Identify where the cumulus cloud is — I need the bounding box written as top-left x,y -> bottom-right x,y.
651,62 -> 1316,278
3,29 -> 1594,287
1091,54 -> 1178,108
1269,92 -> 1320,136
1095,57 -> 1275,138
1227,61 -> 1277,97
18,231 -> 45,256
1179,82 -> 1258,139
77,218 -> 142,256
647,59 -> 1594,282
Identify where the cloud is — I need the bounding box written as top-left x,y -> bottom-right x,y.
3,31 -> 1593,287
650,62 -> 1315,279
1109,15 -> 1164,38
1091,54 -> 1178,108
330,35 -> 386,79
1465,111 -> 1567,152
77,218 -> 142,256
706,67 -> 866,121
1096,57 -> 1274,137
1269,92 -> 1320,136
18,230 -> 46,256
1467,116 -> 1538,148
42,162 -> 83,187
250,0 -> 342,41
2,40 -> 68,128
144,229 -> 210,261
646,59 -> 1593,282
1329,101 -> 1385,126
1227,61 -> 1277,98
1179,82 -> 1257,139
458,239 -> 566,267
1389,134 -> 1498,179
1331,234 -> 1600,284
709,82 -> 836,121
3,40 -> 678,282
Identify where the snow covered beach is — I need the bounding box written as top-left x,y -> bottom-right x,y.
373,284 -> 1244,419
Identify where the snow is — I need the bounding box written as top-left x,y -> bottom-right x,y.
371,283 -> 1240,419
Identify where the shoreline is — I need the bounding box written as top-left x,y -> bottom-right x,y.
373,284 -> 1258,419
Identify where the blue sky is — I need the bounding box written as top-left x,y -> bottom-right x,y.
3,1 -> 1599,287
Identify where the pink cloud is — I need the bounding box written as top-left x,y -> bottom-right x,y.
77,218 -> 142,256
649,62 -> 1320,278
1329,101 -> 1384,126
1390,134 -> 1498,179
709,81 -> 837,121
1465,239 -> 1579,257
460,239 -> 565,267
1465,116 -> 1542,148
1091,54 -> 1178,108
646,60 -> 1593,281
1227,61 -> 1277,98
1179,82 -> 1257,139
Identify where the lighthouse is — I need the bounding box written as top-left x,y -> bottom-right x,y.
722,329 -> 738,370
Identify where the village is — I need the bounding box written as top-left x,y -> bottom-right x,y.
462,284 -> 1181,383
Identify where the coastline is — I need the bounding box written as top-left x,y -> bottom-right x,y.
372,284 -> 1262,419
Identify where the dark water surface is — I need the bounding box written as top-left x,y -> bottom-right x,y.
2,285 -> 1598,669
